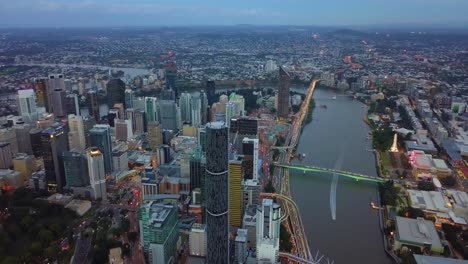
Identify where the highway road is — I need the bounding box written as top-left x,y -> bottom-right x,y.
273,80 -> 318,261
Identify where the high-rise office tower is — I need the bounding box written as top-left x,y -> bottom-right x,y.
226,103 -> 235,128
235,229 -> 248,264
29,127 -> 43,157
68,115 -> 86,151
87,91 -> 100,122
242,179 -> 261,210
200,90 -> 208,125
86,147 -> 107,200
18,89 -> 38,121
197,127 -> 206,153
147,121 -> 163,151
242,138 -> 259,180
89,124 -> 112,175
191,93 -> 202,127
63,150 -> 89,187
115,119 -> 133,141
0,128 -> 18,156
256,198 -> 281,264
125,108 -> 136,132
160,100 -> 178,131
139,201 -> 179,264
230,117 -> 258,153
83,116 -> 96,148
106,79 -> 126,108
51,89 -> 67,118
112,150 -> 128,175
179,93 -> 192,124
133,97 -> 146,111
66,93 -> 80,116
113,103 -> 125,120
47,74 -> 65,114
206,81 -> 216,106
0,142 -> 13,169
205,122 -> 229,263
229,157 -> 244,227
134,110 -> 147,134
13,122 -> 32,155
277,67 -> 290,119
34,78 -> 48,110
107,109 -> 119,127
165,62 -> 178,99
41,124 -> 68,193
145,97 -> 159,123
189,224 -> 207,257
229,92 -> 245,116
124,89 -> 135,109
189,148 -> 205,192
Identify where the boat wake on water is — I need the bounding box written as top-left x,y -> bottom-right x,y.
330,151 -> 344,221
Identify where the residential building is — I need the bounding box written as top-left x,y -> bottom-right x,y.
229,157 -> 244,227
189,223 -> 207,257
277,67 -> 290,119
86,147 -> 107,200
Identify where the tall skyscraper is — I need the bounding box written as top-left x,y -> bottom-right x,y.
147,121 -> 163,151
87,91 -> 100,122
189,224 -> 207,257
0,142 -> 13,169
63,150 -> 89,187
229,92 -> 245,116
68,115 -> 86,151
124,89 -> 135,109
256,198 -> 281,264
34,78 -> 48,110
229,157 -> 243,227
115,119 -> 133,141
51,89 -> 67,118
29,127 -> 43,157
134,110 -> 147,134
200,90 -> 208,125
165,62 -> 178,99
179,93 -> 192,123
89,124 -> 112,175
106,79 -> 126,108
139,201 -> 179,264
41,124 -> 68,193
145,97 -> 159,123
206,81 -> 216,106
191,93 -> 202,127
47,74 -> 65,114
205,122 -> 229,263
189,148 -> 205,192
107,109 -> 119,127
86,147 -> 107,200
18,89 -> 38,121
66,93 -> 80,116
160,100 -> 178,131
242,179 -> 261,211
13,122 -> 32,155
226,103 -> 235,128
242,138 -> 259,180
277,67 -> 290,119
83,116 -> 96,148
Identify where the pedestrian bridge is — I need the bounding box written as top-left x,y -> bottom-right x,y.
274,163 -> 386,183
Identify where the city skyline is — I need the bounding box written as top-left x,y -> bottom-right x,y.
1,0 -> 468,28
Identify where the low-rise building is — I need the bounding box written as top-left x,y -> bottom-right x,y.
394,216 -> 443,254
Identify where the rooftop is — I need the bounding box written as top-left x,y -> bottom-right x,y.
395,216 -> 442,250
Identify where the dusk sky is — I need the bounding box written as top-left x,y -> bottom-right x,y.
1,0 -> 467,27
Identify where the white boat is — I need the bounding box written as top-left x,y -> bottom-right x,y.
332,96 -> 337,100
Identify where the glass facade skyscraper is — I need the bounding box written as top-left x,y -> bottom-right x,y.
89,125 -> 112,175
205,122 -> 229,263
41,124 -> 68,193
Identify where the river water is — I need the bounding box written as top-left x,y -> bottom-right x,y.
290,88 -> 392,264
